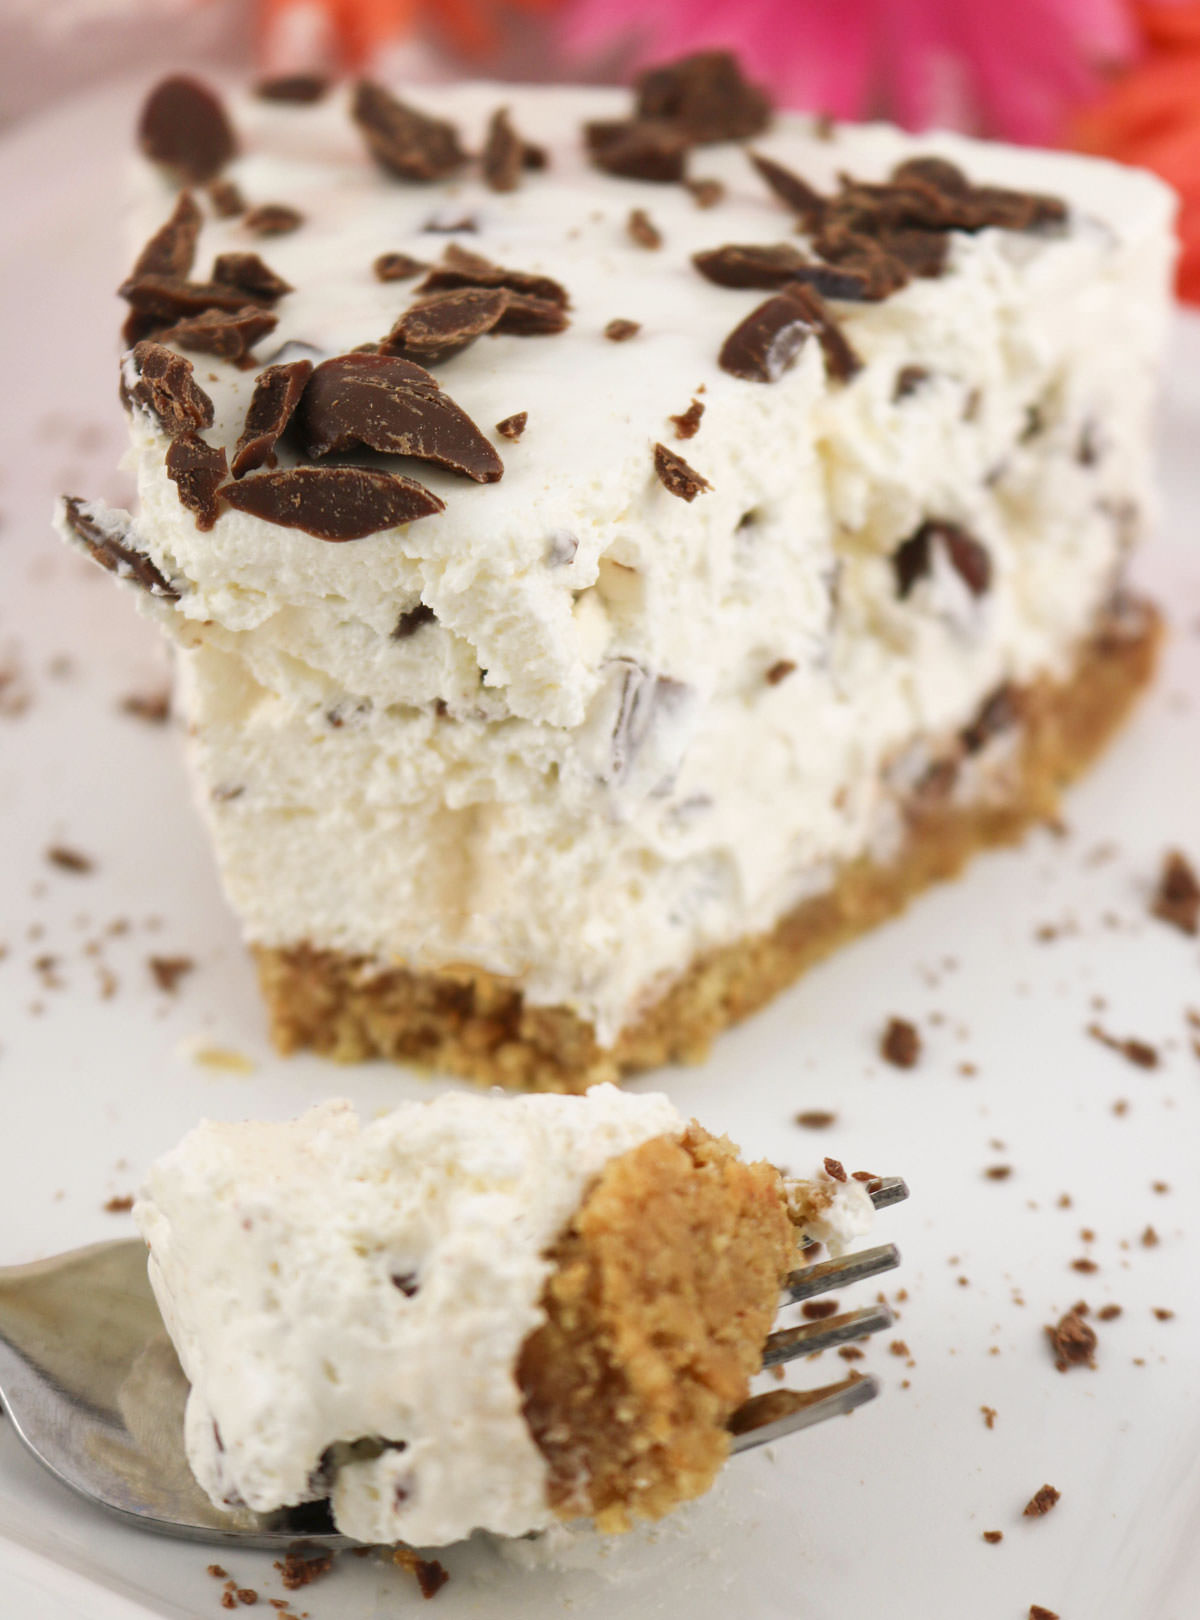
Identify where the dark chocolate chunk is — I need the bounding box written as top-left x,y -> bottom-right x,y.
586,119 -> 689,183
60,496 -> 179,599
653,442 -> 710,501
669,398 -> 704,440
254,73 -> 330,104
119,273 -> 263,323
381,287 -> 512,363
352,81 -> 466,182
418,243 -> 569,308
297,353 -> 504,483
126,340 -> 214,436
391,603 -> 435,639
893,519 -> 992,599
156,305 -> 278,366
496,412 -> 527,441
718,283 -> 859,384
693,242 -> 812,289
627,208 -> 662,249
880,226 -> 950,278
766,659 -> 796,685
220,465 -> 444,540
212,252 -> 293,302
749,150 -> 827,230
686,176 -> 725,208
482,106 -> 523,193
374,252 -> 428,283
604,318 -> 640,342
230,359 -> 314,477
242,203 -> 304,236
894,364 -> 931,401
129,190 -> 203,280
493,291 -> 569,336
207,178 -> 246,218
961,685 -> 1019,754
634,50 -> 772,143
138,76 -> 237,183
165,432 -> 228,529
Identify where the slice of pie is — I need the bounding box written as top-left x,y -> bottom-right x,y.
58,57 -> 1175,1089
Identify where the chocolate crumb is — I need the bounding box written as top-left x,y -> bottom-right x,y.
231,360 -> 313,478
822,1156 -> 847,1182
46,844 -> 94,874
1153,1306 -> 1174,1320
766,659 -> 796,686
888,1339 -> 910,1357
653,442 -> 711,502
254,74 -> 330,104
221,1594 -> 237,1611
275,1551 -> 334,1590
1070,1257 -> 1098,1274
670,398 -> 704,439
374,252 -> 427,283
221,465 -> 444,541
1151,849 -> 1199,935
1029,1608 -> 1060,1620
1087,1023 -> 1159,1069
165,433 -> 228,530
1097,1304 -> 1122,1321
794,1110 -> 836,1128
1023,1484 -> 1061,1518
1045,1307 -> 1097,1371
391,1548 -> 450,1600
138,75 -> 236,183
1142,1224 -> 1160,1247
627,208 -> 662,250
881,1017 -> 921,1068
104,1194 -> 134,1213
149,954 -> 194,992
208,178 -> 246,218
208,1566 -> 228,1579
392,603 -> 435,640
801,1298 -> 840,1320
982,1530 -> 1003,1544
236,1592 -> 257,1607
352,81 -> 466,183
686,177 -> 725,208
243,203 -> 304,237
495,412 -> 527,441
121,690 -> 170,723
838,1345 -> 864,1361
481,106 -> 524,193
604,318 -> 640,342
984,1166 -> 1013,1181
981,1405 -> 997,1429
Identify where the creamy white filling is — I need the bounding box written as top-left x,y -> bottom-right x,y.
66,83 -> 1175,1043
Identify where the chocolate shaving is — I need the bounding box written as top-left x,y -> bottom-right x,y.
212,252 -> 293,302
586,119 -> 689,183
1023,1485 -> 1061,1518
242,203 -> 303,237
382,287 -> 512,363
1151,849 -> 1199,936
693,242 -> 813,289
352,81 -> 466,182
669,399 -> 704,440
686,177 -> 725,208
893,519 -> 992,598
61,496 -> 179,599
717,283 -> 858,385
125,341 -> 214,436
138,76 -> 237,183
374,252 -> 427,283
496,411 -> 527,441
653,442 -> 710,502
604,318 -> 640,342
207,178 -> 246,218
119,273 -> 258,324
392,603 -> 435,639
230,360 -> 313,477
156,305 -> 278,366
627,208 -> 662,250
749,150 -> 827,230
482,106 -> 524,192
165,433 -> 228,529
254,74 -> 330,104
220,465 -> 444,540
297,353 -> 504,483
634,50 -> 772,143
129,190 -> 202,280
418,243 -> 569,308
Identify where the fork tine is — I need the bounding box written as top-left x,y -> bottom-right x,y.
761,1300 -> 892,1367
868,1176 -> 909,1210
782,1241 -> 901,1304
727,1374 -> 879,1453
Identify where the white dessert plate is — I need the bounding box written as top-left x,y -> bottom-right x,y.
2,79 -> 1199,1620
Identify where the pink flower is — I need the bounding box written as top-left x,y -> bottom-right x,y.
563,0 -> 1137,143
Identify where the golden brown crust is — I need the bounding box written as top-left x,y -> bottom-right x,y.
516,1126 -> 794,1530
253,601 -> 1161,1092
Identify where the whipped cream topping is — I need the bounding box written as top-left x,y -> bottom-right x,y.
64,82 -> 1175,1043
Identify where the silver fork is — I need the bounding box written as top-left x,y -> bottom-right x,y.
0,1177 -> 907,1550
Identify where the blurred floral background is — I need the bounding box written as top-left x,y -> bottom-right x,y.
3,0 -> 1199,298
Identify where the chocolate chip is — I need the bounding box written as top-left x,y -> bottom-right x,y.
627,208 -> 662,249
138,76 -> 237,183
60,496 -> 179,599
374,252 -> 427,283
604,318 -> 640,342
1151,849 -> 1199,936
352,81 -> 466,182
653,442 -> 710,502
126,341 -> 214,437
893,519 -> 992,598
381,287 -> 513,363
748,150 -> 826,230
893,364 -> 931,401
881,1017 -> 921,1068
493,292 -> 568,335
165,432 -> 228,529
390,1269 -> 421,1294
129,190 -> 203,280
686,177 -> 725,208
254,73 -> 330,104
634,50 -> 772,143
156,305 -> 279,366
207,178 -> 246,218
417,243 -> 569,308
693,242 -> 812,289
212,252 -> 293,303
1023,1484 -> 1061,1518
297,353 -> 504,482
496,411 -> 527,441
586,119 -> 689,183
669,399 -> 704,440
482,106 -> 523,192
391,605 -> 435,640
230,360 -> 313,477
220,465 -> 444,540
242,203 -> 303,237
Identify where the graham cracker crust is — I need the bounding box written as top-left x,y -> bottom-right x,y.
254,600 -> 1161,1093
517,1125 -> 794,1531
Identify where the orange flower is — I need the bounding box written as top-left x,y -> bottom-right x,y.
260,0 -> 564,68
1073,3 -> 1200,300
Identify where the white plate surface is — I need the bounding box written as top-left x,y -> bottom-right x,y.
1,79 -> 1199,1620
